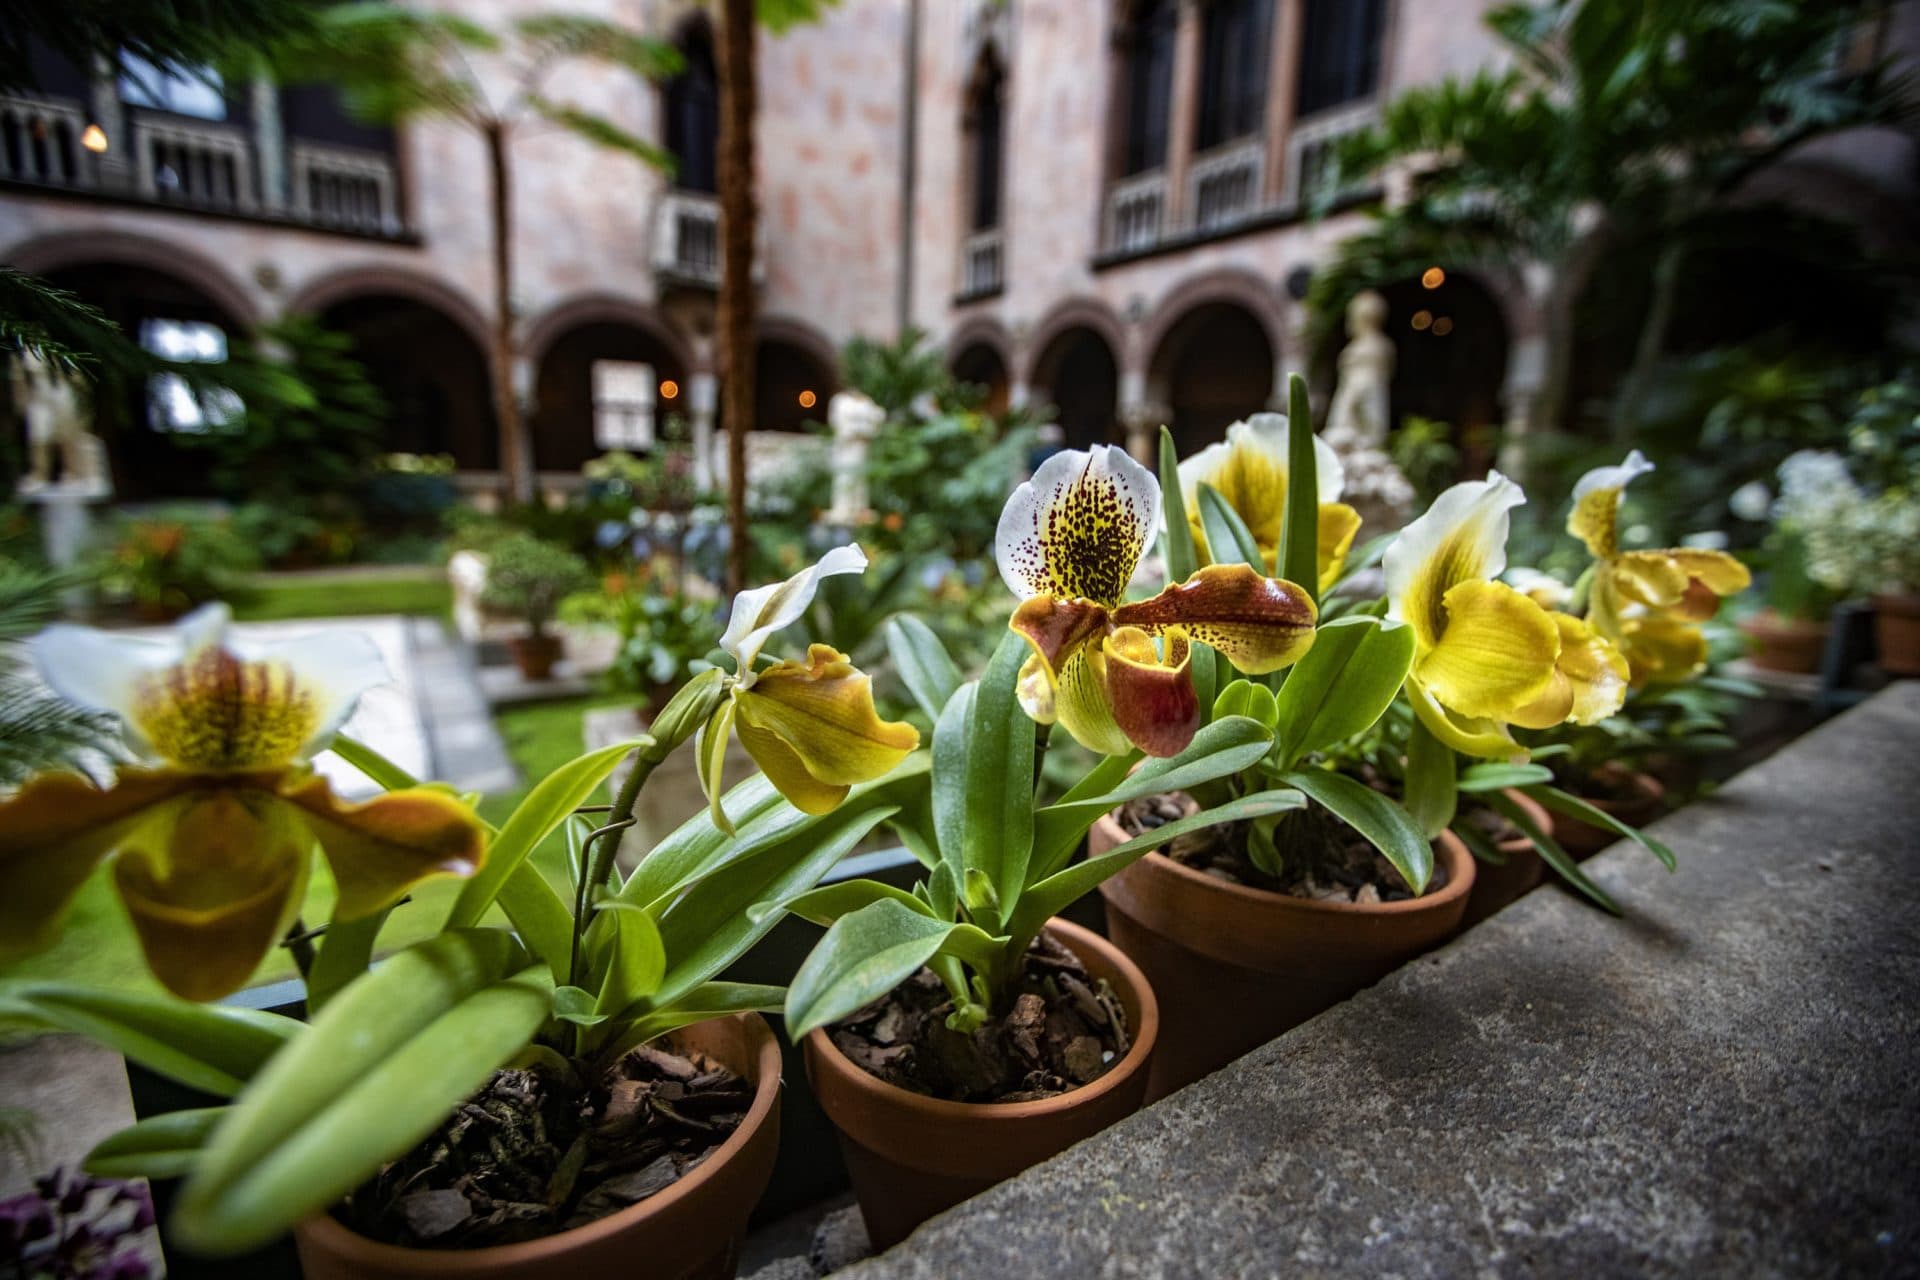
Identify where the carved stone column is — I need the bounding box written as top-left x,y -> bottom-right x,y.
250,78 -> 286,211
1163,0 -> 1204,232
1261,0 -> 1305,204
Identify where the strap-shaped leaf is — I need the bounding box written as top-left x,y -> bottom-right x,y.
1488,789 -> 1621,915
594,981 -> 787,1066
1277,373 -> 1319,603
87,1107 -> 226,1180
752,878 -> 935,927
1007,788 -> 1307,943
1269,616 -> 1415,768
1403,715 -> 1459,841
1159,424 -> 1201,579
177,962 -> 552,1255
930,679 -> 976,879
448,737 -> 648,929
1213,679 -> 1279,728
1520,784 -> 1676,871
0,985 -> 297,1098
588,901 -> 667,1023
305,908 -> 392,1014
1198,483 -> 1267,575
966,633 -> 1035,925
886,615 -> 964,723
785,898 -> 1005,1038
1283,768 -> 1433,894
328,733 -> 419,793
1459,763 -> 1555,793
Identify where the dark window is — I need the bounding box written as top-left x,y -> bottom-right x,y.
1197,0 -> 1270,150
1296,0 -> 1386,117
665,22 -> 718,194
1121,0 -> 1178,176
282,86 -> 395,152
967,54 -> 1005,231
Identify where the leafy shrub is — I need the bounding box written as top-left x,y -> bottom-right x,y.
561,572 -> 719,706
478,533 -> 593,634
95,510 -> 259,616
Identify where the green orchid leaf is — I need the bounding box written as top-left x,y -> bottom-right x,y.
1159,424 -> 1201,579
1328,531 -> 1393,593
943,633 -> 1034,929
1449,813 -> 1509,868
1212,679 -> 1280,729
594,981 -> 788,1065
86,1108 -> 226,1180
304,907 -> 391,1015
552,984 -> 607,1027
1269,616 -> 1416,768
755,878 -> 936,927
886,615 -> 964,723
1458,763 -> 1555,793
587,900 -> 666,1020
1404,715 -> 1459,841
0,985 -> 297,1098
1198,483 -> 1267,574
1277,374 -> 1320,603
930,679 -> 976,880
1520,784 -> 1676,871
175,930 -> 550,1255
1284,768 -> 1433,894
329,733 -> 421,792
1489,789 -> 1622,914
785,899 -> 1005,1039
1008,788 -> 1307,943
448,737 -> 648,930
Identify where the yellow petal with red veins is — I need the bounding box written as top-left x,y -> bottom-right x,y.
1317,502 -> 1364,592
277,774 -> 488,922
1051,644 -> 1134,757
112,788 -> 312,1002
1112,564 -> 1318,675
1101,627 -> 1199,758
0,769 -> 195,961
733,645 -> 919,792
1509,613 -> 1630,730
1413,580 -> 1561,721
1008,595 -> 1108,671
1620,615 -> 1709,687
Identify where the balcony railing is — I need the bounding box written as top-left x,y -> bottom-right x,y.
290,141 -> 402,235
0,94 -> 95,190
1189,136 -> 1264,234
136,115 -> 257,213
1105,168 -> 1167,256
1282,101 -> 1377,211
960,227 -> 1003,297
653,189 -> 721,285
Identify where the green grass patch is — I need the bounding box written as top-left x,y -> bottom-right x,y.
230,570 -> 452,623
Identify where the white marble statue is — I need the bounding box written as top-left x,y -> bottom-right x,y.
826,389 -> 885,524
11,350 -> 109,496
1325,290 -> 1395,450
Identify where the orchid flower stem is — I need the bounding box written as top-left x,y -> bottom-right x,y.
280,916 -> 317,983
567,745 -> 663,989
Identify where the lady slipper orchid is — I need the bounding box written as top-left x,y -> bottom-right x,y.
0,606 -> 487,1001
1177,413 -> 1364,592
1386,474 -> 1627,758
1570,451 -> 1752,686
996,444 -> 1317,758
700,545 -> 919,821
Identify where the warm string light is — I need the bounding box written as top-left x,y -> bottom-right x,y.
1421,265 -> 1445,289
1432,316 -> 1454,336
798,389 -> 817,409
659,379 -> 680,400
1411,310 -> 1433,331
81,124 -> 109,153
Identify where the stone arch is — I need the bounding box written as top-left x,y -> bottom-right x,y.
286,265 -> 492,355
754,314 -> 840,383
4,228 -> 263,329
1023,296 -> 1129,388
949,319 -> 1013,419
1139,268 -> 1288,373
1146,295 -> 1278,455
945,315 -> 1015,373
1029,324 -> 1121,450
522,293 -> 696,376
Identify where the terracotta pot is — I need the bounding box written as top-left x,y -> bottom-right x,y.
803,918 -> 1157,1251
1553,767 -> 1665,860
506,631 -> 563,681
1873,593 -> 1920,676
1094,812 -> 1473,1100
293,1014 -> 783,1280
1738,609 -> 1830,674
1459,789 -> 1551,929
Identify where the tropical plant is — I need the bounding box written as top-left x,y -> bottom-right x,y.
93,511 -> 260,617
561,574 -> 719,702
0,563 -> 118,787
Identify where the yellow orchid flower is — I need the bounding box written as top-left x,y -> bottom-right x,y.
1569,451 -> 1752,686
700,545 -> 919,821
1177,413 -> 1364,593
997,444 -> 1317,757
0,606 -> 486,1001
1386,473 -> 1627,758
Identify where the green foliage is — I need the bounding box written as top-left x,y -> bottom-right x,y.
0,0 -> 319,98
478,533 -> 594,633
93,510 -> 261,616
562,577 -> 719,699
0,563 -> 118,785
1390,416 -> 1463,506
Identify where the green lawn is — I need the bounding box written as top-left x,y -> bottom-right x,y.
229,568 -> 452,623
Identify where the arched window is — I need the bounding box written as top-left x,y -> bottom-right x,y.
1296,0 -> 1386,117
1120,0 -> 1178,176
1196,0 -> 1271,150
965,51 -> 1006,232
664,20 -> 718,193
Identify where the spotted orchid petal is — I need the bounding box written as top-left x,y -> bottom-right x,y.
720,544 -> 869,680
1100,627 -> 1199,758
1508,613 -> 1630,730
1111,563 -> 1318,674
731,645 -> 919,815
1008,595 -> 1109,674
1568,450 -> 1655,558
995,446 -> 1159,607
1385,472 -> 1528,653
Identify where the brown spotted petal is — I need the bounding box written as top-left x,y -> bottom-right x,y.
1101,627 -> 1200,758
1112,563 -> 1318,675
1008,595 -> 1109,672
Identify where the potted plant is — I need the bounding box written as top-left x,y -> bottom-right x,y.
1737,452 -> 1851,673
779,442 -> 1317,1247
0,549 -> 922,1278
1858,489 -> 1920,675
481,532 -> 595,680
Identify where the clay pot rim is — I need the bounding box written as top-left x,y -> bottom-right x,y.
804,917 -> 1158,1122
1096,806 -> 1475,917
1573,764 -> 1665,810
1739,609 -> 1833,637
293,1012 -> 781,1271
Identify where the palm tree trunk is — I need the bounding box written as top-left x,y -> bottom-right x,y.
485,120 -> 532,504
716,0 -> 757,595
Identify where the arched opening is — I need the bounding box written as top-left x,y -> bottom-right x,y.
1375,271 -> 1510,465
1149,300 -> 1275,456
39,260 -> 245,499
964,49 -> 1006,234
1032,327 -> 1119,450
951,341 -> 1010,419
317,294 -> 497,472
753,338 -> 836,435
1117,0 -> 1178,177
664,19 -> 719,194
533,321 -> 690,473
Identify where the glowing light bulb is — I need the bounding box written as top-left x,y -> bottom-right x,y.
1432,316 -> 1454,336
1411,310 -> 1433,331
798,389 -> 817,409
660,379 -> 679,400
1421,266 -> 1445,289
81,124 -> 109,154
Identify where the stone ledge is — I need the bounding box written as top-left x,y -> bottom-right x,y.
841,682 -> 1920,1278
